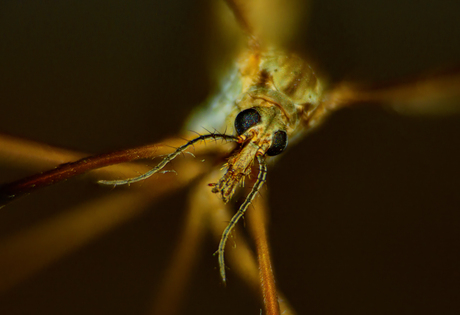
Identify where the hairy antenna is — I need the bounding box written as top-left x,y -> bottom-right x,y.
216,155 -> 267,283
98,134 -> 238,186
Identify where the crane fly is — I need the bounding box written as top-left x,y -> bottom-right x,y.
1,1 -> 460,315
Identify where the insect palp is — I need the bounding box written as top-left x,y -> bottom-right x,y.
217,155 -> 267,283
98,133 -> 238,186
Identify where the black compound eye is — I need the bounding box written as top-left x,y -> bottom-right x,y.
234,108 -> 261,135
266,130 -> 288,156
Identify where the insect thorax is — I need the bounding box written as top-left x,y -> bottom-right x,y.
184,49 -> 323,142
184,49 -> 323,202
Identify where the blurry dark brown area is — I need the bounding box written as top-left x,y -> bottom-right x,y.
0,0 -> 459,315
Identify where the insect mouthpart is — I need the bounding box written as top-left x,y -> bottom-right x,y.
211,131 -> 262,203
212,104 -> 289,202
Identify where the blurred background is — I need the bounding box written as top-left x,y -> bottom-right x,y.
0,0 -> 459,314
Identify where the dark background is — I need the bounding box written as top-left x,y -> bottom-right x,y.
1,0 -> 460,314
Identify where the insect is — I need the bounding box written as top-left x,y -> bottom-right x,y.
1,1 -> 460,315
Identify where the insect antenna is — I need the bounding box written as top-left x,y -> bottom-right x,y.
216,155 -> 267,283
201,127 -> 214,137
98,134 -> 238,186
